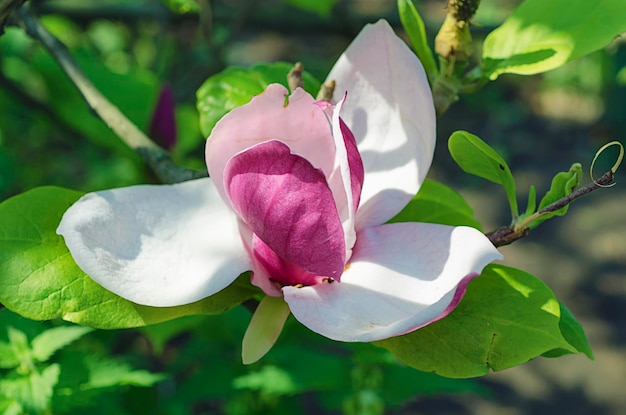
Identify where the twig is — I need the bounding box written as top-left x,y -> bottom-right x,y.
487,170 -> 615,247
0,0 -> 24,34
14,4 -> 206,184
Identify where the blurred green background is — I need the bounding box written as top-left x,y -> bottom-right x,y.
1,0 -> 625,414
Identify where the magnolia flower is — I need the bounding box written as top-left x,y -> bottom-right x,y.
58,20 -> 501,363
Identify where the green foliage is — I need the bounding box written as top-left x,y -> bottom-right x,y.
0,27 -> 159,158
482,0 -> 626,79
197,62 -> 321,137
0,187 -> 259,329
519,163 -> 583,229
0,324 -> 87,413
284,0 -> 339,17
390,178 -> 482,230
397,0 -> 438,82
31,327 -> 94,363
161,0 -> 200,14
543,302 -> 594,359
376,264 -> 590,378
448,130 -> 519,219
526,163 -> 583,229
0,318 -> 166,415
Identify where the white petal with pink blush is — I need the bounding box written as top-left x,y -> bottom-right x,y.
57,19 -> 502,361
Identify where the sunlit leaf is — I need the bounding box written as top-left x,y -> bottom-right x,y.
197,62 -> 321,137
389,179 -> 482,230
0,187 -> 259,329
482,0 -> 626,79
31,326 -> 93,363
376,265 -> 581,378
397,0 -> 438,82
0,341 -> 18,369
448,130 -> 518,219
233,365 -> 296,395
543,302 -> 594,359
0,364 -> 60,413
82,356 -> 166,389
0,398 -> 22,415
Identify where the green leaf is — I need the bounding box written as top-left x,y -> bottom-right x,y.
482,0 -> 626,79
82,356 -> 166,389
375,264 -> 577,378
524,185 -> 537,217
284,0 -> 338,17
0,187 -> 259,329
529,163 -> 582,228
543,302 -> 594,359
7,328 -> 33,369
0,341 -> 19,369
0,398 -> 22,415
31,326 -> 93,363
448,131 -> 518,219
197,62 -> 321,137
0,364 -> 60,413
233,365 -> 296,395
397,0 -> 438,82
161,0 -> 200,14
389,179 -> 482,230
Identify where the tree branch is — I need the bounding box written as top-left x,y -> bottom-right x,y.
13,4 -> 206,184
487,170 -> 615,247
0,0 -> 24,34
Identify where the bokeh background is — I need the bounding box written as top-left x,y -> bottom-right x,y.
1,0 -> 625,413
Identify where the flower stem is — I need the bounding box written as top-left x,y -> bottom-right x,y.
486,170 -> 615,247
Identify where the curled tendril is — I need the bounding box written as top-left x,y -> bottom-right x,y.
590,141 -> 624,188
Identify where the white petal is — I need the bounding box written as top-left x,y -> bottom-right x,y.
283,223 -> 501,342
326,19 -> 436,229
57,178 -> 251,307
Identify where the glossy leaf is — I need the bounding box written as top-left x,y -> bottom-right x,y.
197,62 -> 321,137
397,0 -> 438,82
448,131 -> 518,218
482,0 -> 626,79
0,187 -> 258,329
375,264 -> 581,378
389,179 -> 482,230
543,302 -> 594,359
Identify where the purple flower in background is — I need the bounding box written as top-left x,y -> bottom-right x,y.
149,84 -> 177,150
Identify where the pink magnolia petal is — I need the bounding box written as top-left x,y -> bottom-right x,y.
206,85 -> 336,207
325,19 -> 436,229
319,94 -> 364,260
57,178 -> 251,307
236,220 -> 283,297
283,223 -> 501,342
253,235 -> 325,286
224,140 -> 346,283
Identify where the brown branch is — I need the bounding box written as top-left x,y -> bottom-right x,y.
0,0 -> 24,34
487,170 -> 615,247
14,4 -> 206,184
